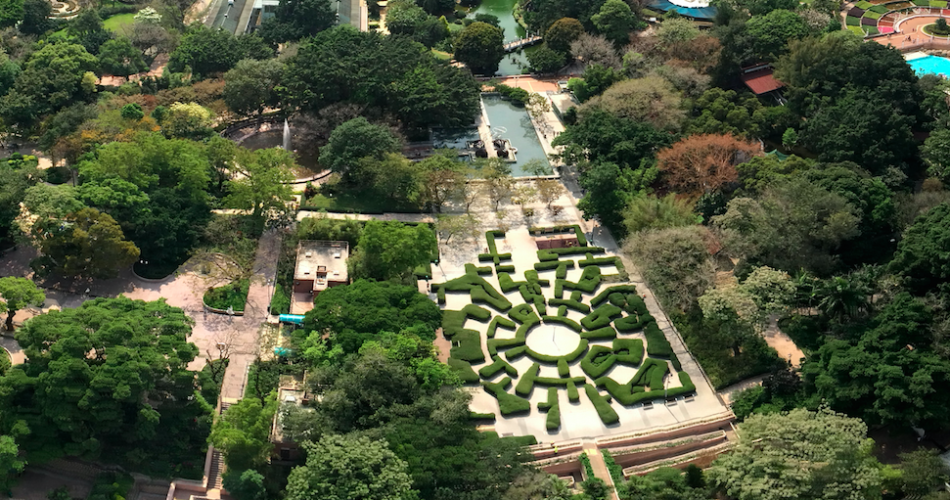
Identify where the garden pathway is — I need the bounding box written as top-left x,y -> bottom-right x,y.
583,445 -> 620,500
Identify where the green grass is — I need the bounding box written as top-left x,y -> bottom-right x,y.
933,0 -> 947,7
431,49 -> 452,60
847,25 -> 867,36
855,0 -> 874,7
863,10 -> 882,19
869,4 -> 889,11
302,192 -> 423,214
103,13 -> 135,32
203,279 -> 250,311
845,15 -> 862,25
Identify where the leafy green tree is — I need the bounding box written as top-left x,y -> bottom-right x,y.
210,395 -> 278,471
350,220 -> 437,281
591,0 -> 637,45
582,75 -> 685,132
319,117 -> 400,184
0,158 -> 39,249
19,0 -> 50,35
385,0 -> 429,36
0,43 -> 99,127
222,469 -> 267,500
655,17 -> 699,46
888,202 -> 950,294
225,148 -> 295,220
707,407 -> 883,500
35,207 -> 140,279
0,435 -> 24,495
623,194 -> 701,234
744,10 -> 809,61
68,8 -> 103,36
169,26 -> 272,75
0,0 -> 22,28
453,22 -> 504,75
686,88 -> 768,138
545,17 -> 583,53
567,63 -> 622,102
922,128 -> 950,181
98,38 -> 148,78
0,277 -> 44,331
897,450 -> 950,499
576,161 -> 655,234
223,59 -> 285,116
285,434 -> 414,500
554,107 -> 670,171
802,294 -> 950,428
121,103 -> 145,121
257,0 -> 335,43
527,43 -> 567,73
0,297 -> 209,470
160,102 -> 213,140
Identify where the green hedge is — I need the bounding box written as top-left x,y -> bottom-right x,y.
585,384 -> 619,425
486,316 -> 517,338
449,329 -> 484,362
487,337 -> 525,356
437,287 -> 446,304
538,387 -> 561,430
496,264 -> 515,273
204,279 -> 250,311
557,358 -> 570,377
581,345 -> 616,379
505,344 -> 528,361
591,285 -> 638,307
448,357 -> 480,383
602,450 -> 623,485
438,270 -> 512,311
538,246 -> 605,261
465,263 -> 493,275
269,283 -> 290,315
568,379 -> 580,402
644,321 -> 674,357
479,356 -> 519,378
548,298 -> 590,314
581,326 -> 617,340
510,303 -> 540,324
526,339 -> 589,363
595,358 -> 673,405
581,304 -> 622,330
845,15 -> 861,25
499,272 -> 525,293
515,363 -> 540,395
469,412 -> 496,420
555,266 -> 602,297
613,338 -> 644,365
556,305 -> 567,316
482,377 -> 531,415
541,315 -> 582,332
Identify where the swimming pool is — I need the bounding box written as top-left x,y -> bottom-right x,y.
907,54 -> 950,77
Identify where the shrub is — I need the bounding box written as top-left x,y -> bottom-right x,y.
548,298 -> 590,313
613,338 -> 644,365
585,384 -> 619,425
470,412 -> 497,420
581,326 -> 617,340
581,304 -> 623,330
448,357 -> 480,383
557,305 -> 567,316
541,315 -> 582,332
496,264 -> 515,273
510,303 -> 540,324
581,345 -> 616,378
482,377 -> 531,415
505,344 -> 528,360
486,316 -> 517,338
644,321 -> 674,357
515,363 -> 540,395
45,166 -> 72,184
204,279 -> 250,311
529,224 -> 588,246
557,358 -> 570,377
466,263 -> 493,275
590,285 -> 638,306
602,450 -> 623,485
440,270 -> 512,311
479,355 -> 519,378
538,388 -> 561,430
568,379 -> 580,401
538,246 -> 606,261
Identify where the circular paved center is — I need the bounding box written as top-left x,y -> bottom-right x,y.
525,324 -> 581,357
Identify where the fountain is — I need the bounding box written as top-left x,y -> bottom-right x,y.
282,119 -> 291,150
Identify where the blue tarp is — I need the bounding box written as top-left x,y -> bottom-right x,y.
274,347 -> 295,357
278,314 -> 305,325
647,0 -> 718,19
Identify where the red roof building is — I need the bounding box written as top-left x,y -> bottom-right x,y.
740,67 -> 784,95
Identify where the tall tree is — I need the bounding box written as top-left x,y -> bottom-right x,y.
98,38 -> 148,78
285,434 -> 414,500
545,17 -> 584,54
225,148 -> 295,221
209,395 -> 278,471
888,202 -> 950,294
591,0 -> 638,45
0,435 -> 24,496
0,277 -> 44,331
349,220 -> 437,281
623,194 -> 701,234
707,407 -> 883,500
656,134 -> 761,195
257,0 -> 335,43
318,117 -> 401,185
453,22 -> 504,75
624,226 -> 715,311
35,207 -> 140,279
581,75 -> 685,132
223,59 -> 285,116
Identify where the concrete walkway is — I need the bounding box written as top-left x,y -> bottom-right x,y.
584,445 -> 620,500
717,374 -> 767,406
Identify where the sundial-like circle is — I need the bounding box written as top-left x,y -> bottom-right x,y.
525,324 -> 581,358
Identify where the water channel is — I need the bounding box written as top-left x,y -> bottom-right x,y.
468,0 -> 534,76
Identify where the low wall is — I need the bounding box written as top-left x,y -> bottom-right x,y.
612,432 -> 728,468
595,411 -> 735,450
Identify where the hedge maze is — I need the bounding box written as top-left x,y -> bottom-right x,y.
434,229 -> 697,431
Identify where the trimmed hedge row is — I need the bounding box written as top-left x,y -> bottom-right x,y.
505,345 -> 528,361
595,358 -> 669,405
486,316 -> 517,338
496,264 -> 515,273
538,246 -> 605,262
548,298 -> 590,314
499,272 -> 526,293
613,338 -> 644,365
581,345 -> 615,378
585,384 -> 619,425
556,305 -> 567,316
525,339 -> 589,364
581,326 -> 617,340
516,362 -> 588,396
596,370 -> 696,407
537,387 -> 561,430
581,304 -> 623,330
479,355 -> 519,378
644,321 -> 674,357
541,315 -> 582,332
448,357 -> 480,383
436,270 -> 512,312
465,263 -> 493,276
482,377 -> 531,415
555,266 -> 602,298
450,330 -> 484,362
591,285 -> 638,307
470,412 -> 496,420
557,358 -> 570,377
510,303 -> 540,324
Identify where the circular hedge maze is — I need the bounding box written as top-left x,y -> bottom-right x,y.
433,229 -> 697,431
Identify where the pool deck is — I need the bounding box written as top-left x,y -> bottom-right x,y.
874,14 -> 950,52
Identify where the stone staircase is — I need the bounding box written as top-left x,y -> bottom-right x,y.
207,449 -> 225,489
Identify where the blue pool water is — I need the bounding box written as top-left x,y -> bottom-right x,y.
908,55 -> 950,77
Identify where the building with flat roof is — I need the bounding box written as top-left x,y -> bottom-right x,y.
293,241 -> 349,298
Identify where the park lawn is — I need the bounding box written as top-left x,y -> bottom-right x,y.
432,49 -> 452,61
103,13 -> 135,32
302,192 -> 423,214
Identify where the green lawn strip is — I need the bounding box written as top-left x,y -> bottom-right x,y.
847,25 -> 866,36
585,384 -> 619,425
448,357 -> 480,383
854,0 -> 873,6
863,10 -> 882,19
869,3 -> 889,11
482,377 -> 531,415
103,13 -> 135,32
932,0 -> 947,7
580,326 -> 617,340
479,355 -> 519,378
540,315 -> 582,332
548,298 -> 590,314
203,279 -> 250,311
581,304 -> 623,330
644,321 -> 674,357
486,316 -> 517,338
865,26 -> 879,35
845,15 -> 861,26
538,246 -> 606,262
537,387 -> 561,430
912,0 -> 930,5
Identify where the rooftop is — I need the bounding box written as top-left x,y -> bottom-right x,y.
740,67 -> 784,95
294,240 -> 349,283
